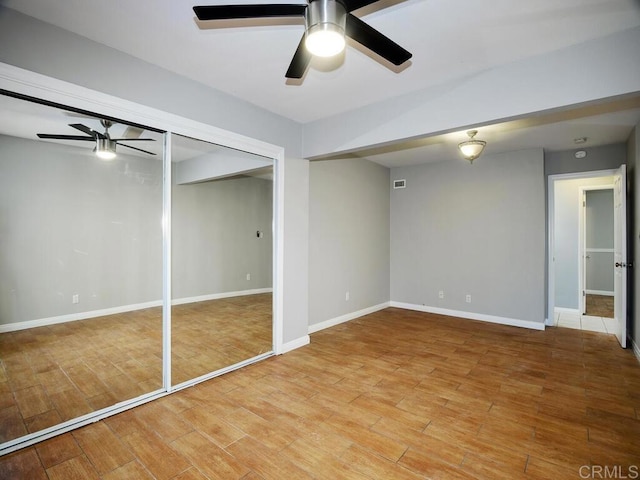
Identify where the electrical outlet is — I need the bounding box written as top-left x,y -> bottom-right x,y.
72,294 -> 79,304
466,294 -> 472,303
246,273 -> 251,281
345,291 -> 350,301
438,290 -> 444,299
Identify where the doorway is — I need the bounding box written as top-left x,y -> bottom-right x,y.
548,166 -> 628,347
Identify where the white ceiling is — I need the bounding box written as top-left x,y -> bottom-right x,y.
3,0 -> 640,166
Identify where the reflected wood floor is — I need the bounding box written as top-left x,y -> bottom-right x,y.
0,294 -> 272,445
2,307 -> 640,479
585,294 -> 615,318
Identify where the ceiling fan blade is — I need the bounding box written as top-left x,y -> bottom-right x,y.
193,4 -> 306,20
117,142 -> 157,156
36,134 -> 94,141
345,14 -> 411,66
340,0 -> 380,12
69,123 -> 105,139
286,33 -> 312,79
111,138 -> 156,142
122,126 -> 144,139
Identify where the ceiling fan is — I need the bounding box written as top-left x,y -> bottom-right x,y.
37,120 -> 156,159
193,0 -> 412,79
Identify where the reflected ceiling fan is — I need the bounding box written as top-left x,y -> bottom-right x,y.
37,120 -> 156,160
193,0 -> 412,79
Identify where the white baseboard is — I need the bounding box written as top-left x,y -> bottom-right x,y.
171,288 -> 272,306
278,335 -> 310,354
554,307 -> 580,315
308,302 -> 390,334
390,302 -> 545,331
585,290 -> 614,296
631,337 -> 640,365
0,288 -> 273,333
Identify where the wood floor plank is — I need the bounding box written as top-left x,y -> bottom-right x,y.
72,422 -> 134,476
46,455 -> 101,480
121,430 -> 191,480
170,431 -> 250,480
35,433 -> 82,469
0,448 -> 47,480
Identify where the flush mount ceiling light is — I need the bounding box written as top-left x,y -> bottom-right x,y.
305,0 -> 346,57
458,130 -> 486,164
96,138 -> 117,160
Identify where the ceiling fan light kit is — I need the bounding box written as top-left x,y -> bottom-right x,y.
95,138 -> 117,160
305,0 -> 347,57
193,0 -> 412,80
37,119 -> 156,159
458,130 -> 486,164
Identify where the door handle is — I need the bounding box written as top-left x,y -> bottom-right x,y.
615,262 -> 626,268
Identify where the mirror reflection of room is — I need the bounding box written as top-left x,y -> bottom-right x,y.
170,134 -> 273,386
0,94 -> 164,444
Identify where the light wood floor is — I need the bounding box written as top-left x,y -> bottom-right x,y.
1,307 -> 640,479
0,294 -> 272,445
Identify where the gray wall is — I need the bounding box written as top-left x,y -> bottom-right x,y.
0,134 -> 273,325
390,149 -> 545,324
545,143 -> 627,176
172,175 -> 273,299
308,158 -> 390,327
553,177 -> 614,309
0,134 -> 162,323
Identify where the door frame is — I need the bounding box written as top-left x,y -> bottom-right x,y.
578,185 -> 614,315
547,169 -> 619,326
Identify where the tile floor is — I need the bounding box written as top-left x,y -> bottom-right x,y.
554,310 -> 617,334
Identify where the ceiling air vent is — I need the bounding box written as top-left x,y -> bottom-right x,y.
393,179 -> 406,189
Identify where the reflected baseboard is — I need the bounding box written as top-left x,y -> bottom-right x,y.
0,287 -> 273,333
171,288 -> 272,306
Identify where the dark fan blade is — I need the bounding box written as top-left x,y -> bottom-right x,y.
194,4 -> 306,20
286,33 -> 312,79
110,138 -> 156,142
116,142 -> 156,156
340,0 -> 380,12
345,14 -> 411,65
69,123 -> 106,139
36,134 -> 94,141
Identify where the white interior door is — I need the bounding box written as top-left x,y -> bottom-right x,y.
613,165 -> 627,348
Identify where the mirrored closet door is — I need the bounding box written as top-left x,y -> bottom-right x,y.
0,93 -> 164,445
170,133 -> 274,387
